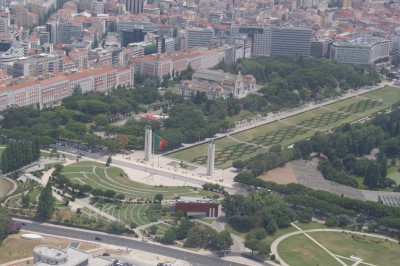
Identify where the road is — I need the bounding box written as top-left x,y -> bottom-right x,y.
18,219 -> 257,266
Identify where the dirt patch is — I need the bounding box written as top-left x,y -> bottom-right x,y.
258,162 -> 297,184
0,233 -> 98,265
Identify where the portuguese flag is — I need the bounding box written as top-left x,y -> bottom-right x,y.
154,134 -> 167,151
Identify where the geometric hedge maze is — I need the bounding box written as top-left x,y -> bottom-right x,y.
188,99 -> 383,167
298,112 -> 350,129
338,99 -> 382,114
191,143 -> 260,166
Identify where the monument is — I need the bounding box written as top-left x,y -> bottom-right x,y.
206,140 -> 215,176
144,126 -> 152,161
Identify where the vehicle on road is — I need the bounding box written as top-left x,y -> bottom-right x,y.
95,236 -> 102,241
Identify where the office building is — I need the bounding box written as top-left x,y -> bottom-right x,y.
185,27 -> 214,49
330,37 -> 390,65
270,27 -> 312,57
125,0 -> 146,14
310,39 -> 333,58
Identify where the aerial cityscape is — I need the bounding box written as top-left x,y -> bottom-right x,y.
0,0 -> 400,265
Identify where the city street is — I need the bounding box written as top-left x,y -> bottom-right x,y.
16,218 -> 264,266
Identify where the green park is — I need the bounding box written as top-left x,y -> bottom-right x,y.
277,230 -> 400,266
168,86 -> 400,169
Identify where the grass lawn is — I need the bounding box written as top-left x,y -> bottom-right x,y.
387,165 -> 400,185
294,222 -> 328,231
168,137 -> 265,169
29,186 -> 42,205
62,161 -> 204,199
224,224 -> 247,239
277,233 -> 341,266
99,202 -> 154,226
167,86 -> 400,169
263,226 -> 298,246
282,108 -> 332,125
232,121 -> 287,141
362,86 -> 400,104
308,231 -> 400,266
0,233 -> 97,264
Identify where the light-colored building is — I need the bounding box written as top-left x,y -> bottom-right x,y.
0,66 -> 134,111
330,37 -> 390,65
185,27 -> 214,50
179,69 -> 256,99
33,245 -> 112,266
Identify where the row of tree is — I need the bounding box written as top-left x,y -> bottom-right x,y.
0,141 -> 40,173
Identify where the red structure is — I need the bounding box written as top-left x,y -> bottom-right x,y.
171,199 -> 219,219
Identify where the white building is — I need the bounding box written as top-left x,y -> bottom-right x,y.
330,37 -> 390,65
179,69 -> 256,99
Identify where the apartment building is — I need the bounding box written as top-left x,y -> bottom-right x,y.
0,66 -> 134,111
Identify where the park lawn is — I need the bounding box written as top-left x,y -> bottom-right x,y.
362,86 -> 400,104
224,224 -> 247,239
277,233 -> 341,266
40,151 -> 51,158
282,108 -> 332,125
0,233 -> 97,264
62,161 -> 199,199
168,137 -> 265,169
29,186 -> 42,204
155,223 -> 171,234
62,165 -> 95,173
232,121 -> 287,141
324,96 -> 366,110
387,165 -> 400,185
294,222 -> 327,230
263,226 -> 298,246
308,231 -> 400,266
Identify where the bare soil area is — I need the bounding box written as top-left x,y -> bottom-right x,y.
258,162 -> 298,184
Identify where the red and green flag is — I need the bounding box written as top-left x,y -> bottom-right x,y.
154,134 -> 167,151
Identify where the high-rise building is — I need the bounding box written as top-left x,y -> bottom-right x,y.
342,0 -> 352,9
270,27 -> 312,57
185,27 -> 214,49
330,37 -> 390,65
126,0 -> 146,14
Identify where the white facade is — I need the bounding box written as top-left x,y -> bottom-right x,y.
331,37 -> 390,65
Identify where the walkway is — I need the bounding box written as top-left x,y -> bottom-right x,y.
226,134 -> 269,149
270,223 -> 398,266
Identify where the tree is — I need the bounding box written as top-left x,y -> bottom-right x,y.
148,225 -> 157,234
72,85 -> 82,96
104,189 -> 116,199
0,214 -> 12,244
116,194 -> 125,201
107,221 -> 126,234
106,156 -> 112,166
116,135 -> 129,149
175,219 -> 194,240
298,207 -> 313,223
244,237 -> 259,255
212,230 -> 233,251
161,228 -> 177,244
232,160 -> 246,170
36,183 -> 54,220
21,193 -> 30,209
154,193 -> 163,203
325,216 -> 338,227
